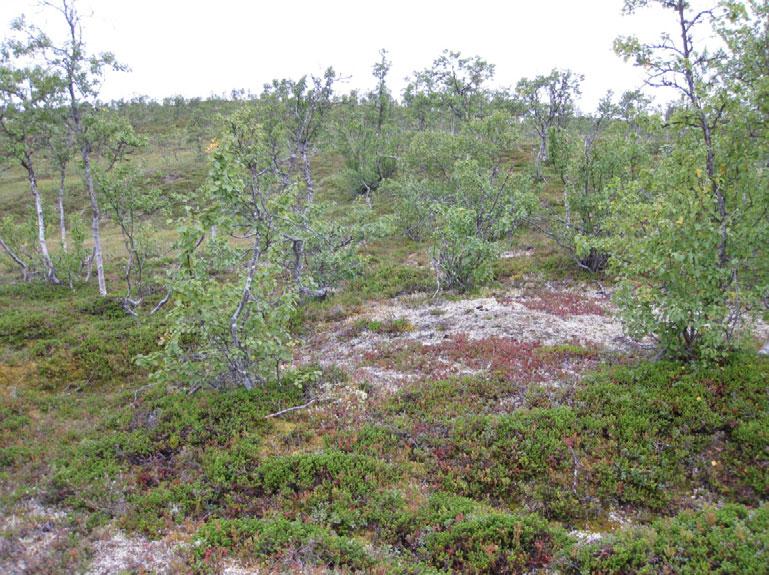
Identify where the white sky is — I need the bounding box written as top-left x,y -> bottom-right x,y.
0,0 -> 683,112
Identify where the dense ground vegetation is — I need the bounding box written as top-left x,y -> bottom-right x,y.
1,0 -> 768,573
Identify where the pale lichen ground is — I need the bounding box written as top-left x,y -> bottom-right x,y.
85,529 -> 185,575
300,281 -> 643,392
0,500 -> 188,575
0,501 -> 69,575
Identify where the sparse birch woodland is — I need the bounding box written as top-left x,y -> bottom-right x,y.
0,1 -> 768,573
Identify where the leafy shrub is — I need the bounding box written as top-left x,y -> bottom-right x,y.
607,138 -> 769,361
545,101 -> 653,274
394,178 -> 437,241
138,266 -> 295,390
431,206 -> 498,292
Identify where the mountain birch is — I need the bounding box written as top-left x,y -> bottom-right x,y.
608,0 -> 769,359
515,69 -> 583,181
0,232 -> 30,280
264,69 -> 336,297
0,50 -> 61,283
47,121 -> 72,251
41,0 -> 127,296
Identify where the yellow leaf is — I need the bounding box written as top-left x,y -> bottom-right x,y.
206,138 -> 220,153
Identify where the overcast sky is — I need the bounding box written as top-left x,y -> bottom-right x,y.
0,0 -> 683,112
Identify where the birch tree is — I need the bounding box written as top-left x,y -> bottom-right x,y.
40,0 -> 127,296
404,50 -> 495,131
397,112 -> 536,290
516,69 -> 583,180
90,112 -> 149,314
140,107 -> 295,390
262,69 -> 339,298
0,40 -> 61,284
332,50 -> 398,200
545,91 -> 655,273
47,117 -> 72,251
608,0 -> 769,359
0,217 -> 33,281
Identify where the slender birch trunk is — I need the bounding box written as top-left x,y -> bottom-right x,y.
535,133 -> 547,181
62,0 -> 107,296
82,142 -> 107,295
57,166 -> 67,252
230,236 -> 263,389
23,155 -> 59,284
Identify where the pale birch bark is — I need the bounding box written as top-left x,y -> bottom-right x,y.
82,145 -> 107,295
57,165 -> 67,252
229,235 -> 264,389
58,0 -> 108,296
23,155 -> 59,284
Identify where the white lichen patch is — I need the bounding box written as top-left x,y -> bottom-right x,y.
298,282 -> 638,392
86,529 -> 184,575
0,500 -> 70,575
366,295 -> 631,349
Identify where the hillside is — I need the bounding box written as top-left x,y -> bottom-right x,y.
1,2 -> 769,574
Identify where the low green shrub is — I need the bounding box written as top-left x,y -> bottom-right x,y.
0,445 -> 30,468
422,511 -> 568,573
49,433 -> 141,512
135,377 -> 306,450
0,405 -> 30,432
123,481 -> 214,536
566,503 -> 769,574
346,262 -> 433,301
443,407 -> 580,519
434,355 -> 769,518
195,517 -> 373,570
253,450 -> 391,496
0,310 -> 57,347
349,316 -> 413,336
